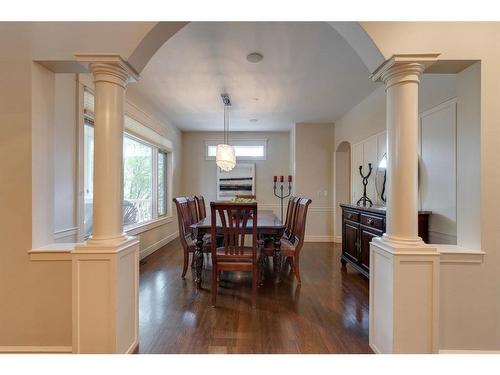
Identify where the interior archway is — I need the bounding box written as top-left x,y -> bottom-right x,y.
128,22 -> 384,75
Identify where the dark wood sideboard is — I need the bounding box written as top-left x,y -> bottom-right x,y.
340,203 -> 431,278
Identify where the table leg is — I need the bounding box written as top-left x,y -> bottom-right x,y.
194,232 -> 204,289
258,252 -> 265,286
273,236 -> 282,284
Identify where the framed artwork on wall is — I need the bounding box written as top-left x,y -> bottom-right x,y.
216,163 -> 255,201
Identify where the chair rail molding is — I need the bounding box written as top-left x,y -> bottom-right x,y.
0,346 -> 73,354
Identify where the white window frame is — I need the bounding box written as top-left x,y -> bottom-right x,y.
77,79 -> 173,241
205,139 -> 268,161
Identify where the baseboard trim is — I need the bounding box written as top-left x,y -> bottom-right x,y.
0,345 -> 72,353
439,349 -> 500,354
305,235 -> 334,243
139,232 -> 178,260
126,340 -> 139,354
369,342 -> 381,354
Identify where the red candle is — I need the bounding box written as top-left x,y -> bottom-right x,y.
273,176 -> 277,182
288,175 -> 292,182
280,176 -> 284,182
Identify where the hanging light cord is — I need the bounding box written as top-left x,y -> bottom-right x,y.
224,104 -> 230,145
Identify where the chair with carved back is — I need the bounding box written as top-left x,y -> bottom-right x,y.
187,196 -> 199,223
280,197 -> 312,284
284,196 -> 300,239
210,202 -> 259,308
194,195 -> 207,221
261,196 -> 299,257
173,196 -> 210,279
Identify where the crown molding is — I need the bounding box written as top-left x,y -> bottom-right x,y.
74,54 -> 140,83
371,53 -> 441,83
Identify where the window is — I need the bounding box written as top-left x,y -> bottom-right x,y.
83,90 -> 171,238
83,90 -> 95,238
123,135 -> 153,226
157,150 -> 168,217
205,139 -> 267,161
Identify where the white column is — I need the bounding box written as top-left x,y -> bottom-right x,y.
89,62 -> 128,244
72,55 -> 140,353
381,62 -> 423,245
369,55 -> 440,354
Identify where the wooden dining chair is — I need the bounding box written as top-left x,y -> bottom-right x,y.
173,196 -> 210,279
280,197 -> 312,284
284,196 -> 300,239
194,195 -> 207,220
210,202 -> 259,308
261,196 -> 299,257
187,196 -> 199,223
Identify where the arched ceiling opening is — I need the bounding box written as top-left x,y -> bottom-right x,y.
127,22 -> 384,131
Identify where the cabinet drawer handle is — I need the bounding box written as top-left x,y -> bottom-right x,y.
367,218 -> 374,225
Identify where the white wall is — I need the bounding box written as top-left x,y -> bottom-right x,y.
439,62 -> 482,350
293,123 -> 335,241
0,62 -> 72,349
456,62 -> 481,250
335,75 -> 457,150
182,131 -> 290,216
334,143 -> 350,239
350,132 -> 386,206
419,99 -> 458,244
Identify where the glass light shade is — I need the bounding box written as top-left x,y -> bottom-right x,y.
216,143 -> 236,171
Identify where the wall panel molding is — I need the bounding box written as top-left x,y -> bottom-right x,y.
305,235 -> 335,242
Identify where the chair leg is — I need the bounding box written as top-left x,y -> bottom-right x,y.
182,250 -> 189,279
211,265 -> 218,307
258,254 -> 265,286
294,255 -> 301,285
289,257 -> 295,273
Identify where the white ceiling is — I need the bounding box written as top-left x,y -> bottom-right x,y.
129,22 -> 379,132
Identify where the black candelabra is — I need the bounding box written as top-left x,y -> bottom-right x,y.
273,175 -> 292,222
357,163 -> 373,208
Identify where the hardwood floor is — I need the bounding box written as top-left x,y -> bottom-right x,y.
138,239 -> 371,354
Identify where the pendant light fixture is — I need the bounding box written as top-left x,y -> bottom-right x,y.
216,93 -> 236,171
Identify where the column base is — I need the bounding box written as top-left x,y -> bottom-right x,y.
72,236 -> 139,353
379,233 -> 425,248
86,232 -> 129,247
369,237 -> 440,353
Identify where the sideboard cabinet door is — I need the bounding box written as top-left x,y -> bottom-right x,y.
343,222 -> 360,263
359,227 -> 383,274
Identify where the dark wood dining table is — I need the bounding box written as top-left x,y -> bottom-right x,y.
190,210 -> 286,289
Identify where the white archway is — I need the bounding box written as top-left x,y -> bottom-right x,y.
127,22 -> 384,75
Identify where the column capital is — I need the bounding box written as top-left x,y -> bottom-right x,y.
75,54 -> 140,87
371,54 -> 440,88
